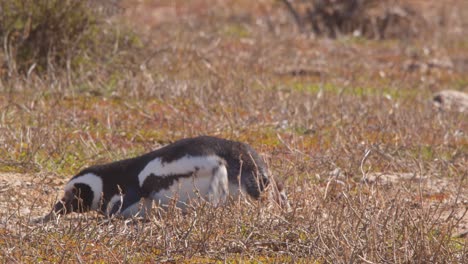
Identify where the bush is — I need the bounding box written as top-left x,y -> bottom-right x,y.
282,0 -> 425,39
0,0 -> 138,77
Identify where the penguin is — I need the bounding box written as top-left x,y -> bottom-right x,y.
40,136 -> 287,221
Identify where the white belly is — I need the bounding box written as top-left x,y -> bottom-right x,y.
113,155 -> 249,218
139,155 -> 235,211
150,175 -> 213,209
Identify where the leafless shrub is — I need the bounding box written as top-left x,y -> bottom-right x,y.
281,0 -> 425,39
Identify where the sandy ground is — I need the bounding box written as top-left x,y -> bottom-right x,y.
0,172 -> 66,220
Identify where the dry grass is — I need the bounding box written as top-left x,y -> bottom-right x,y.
0,0 -> 467,262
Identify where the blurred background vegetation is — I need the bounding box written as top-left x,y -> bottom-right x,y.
0,0 -> 141,84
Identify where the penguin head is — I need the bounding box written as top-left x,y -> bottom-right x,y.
53,183 -> 94,215
52,173 -> 104,216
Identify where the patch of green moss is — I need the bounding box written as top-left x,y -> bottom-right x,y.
236,126 -> 281,148
221,24 -> 250,38
450,78 -> 468,90
339,36 -> 400,48
274,78 -> 422,99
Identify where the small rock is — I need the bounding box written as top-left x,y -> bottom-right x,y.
12,180 -> 22,187
433,90 -> 468,113
329,168 -> 346,179
20,208 -> 31,215
364,172 -> 425,184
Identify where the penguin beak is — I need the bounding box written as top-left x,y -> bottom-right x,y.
35,200 -> 71,224
46,191 -> 74,220
36,187 -> 90,223
55,189 -> 75,214
52,200 -> 71,215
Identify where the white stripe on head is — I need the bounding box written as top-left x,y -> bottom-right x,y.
65,173 -> 103,210
138,155 -> 224,187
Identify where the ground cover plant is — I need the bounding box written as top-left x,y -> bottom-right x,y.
0,0 -> 467,262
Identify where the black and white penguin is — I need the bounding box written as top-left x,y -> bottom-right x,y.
42,136 -> 287,221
